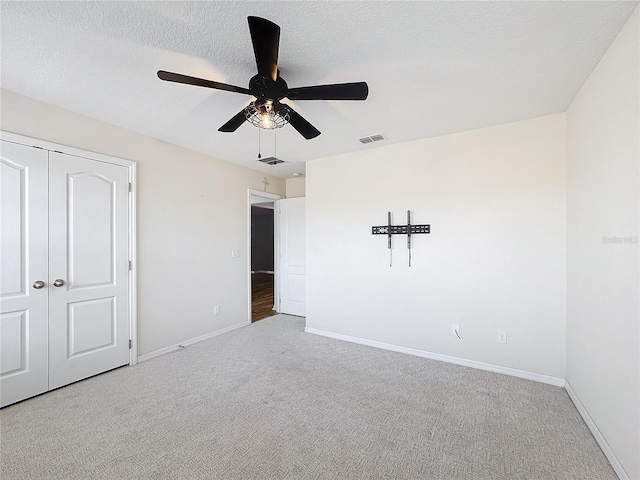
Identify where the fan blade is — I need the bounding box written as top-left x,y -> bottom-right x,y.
158,70 -> 250,95
287,82 -> 369,101
284,105 -> 321,139
218,109 -> 247,133
248,16 -> 280,82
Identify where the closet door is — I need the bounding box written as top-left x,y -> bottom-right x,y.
48,152 -> 130,390
0,142 -> 49,407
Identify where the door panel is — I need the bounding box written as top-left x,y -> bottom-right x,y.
1,311 -> 27,375
48,152 -> 130,390
67,172 -> 115,288
0,141 -> 49,407
67,297 -> 115,358
279,198 -> 306,316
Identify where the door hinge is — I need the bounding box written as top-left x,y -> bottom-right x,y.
128,182 -> 132,193
129,339 -> 132,349
129,260 -> 132,271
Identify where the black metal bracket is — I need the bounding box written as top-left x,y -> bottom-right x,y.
372,225 -> 430,235
372,211 -> 430,267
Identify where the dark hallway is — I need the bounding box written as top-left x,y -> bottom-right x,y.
251,204 -> 275,322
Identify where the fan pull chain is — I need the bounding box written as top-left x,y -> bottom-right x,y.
258,128 -> 262,159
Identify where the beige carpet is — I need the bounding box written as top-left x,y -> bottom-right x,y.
0,315 -> 615,479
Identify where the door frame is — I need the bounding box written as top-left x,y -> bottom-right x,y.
0,131 -> 139,366
247,189 -> 282,323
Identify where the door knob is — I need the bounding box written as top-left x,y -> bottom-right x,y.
33,281 -> 45,289
53,279 -> 65,287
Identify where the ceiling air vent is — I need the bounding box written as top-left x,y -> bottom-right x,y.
257,156 -> 285,165
359,134 -> 386,144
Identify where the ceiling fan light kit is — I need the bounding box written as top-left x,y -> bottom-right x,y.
245,101 -> 290,130
157,16 -> 369,140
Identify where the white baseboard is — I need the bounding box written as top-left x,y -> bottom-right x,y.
565,381 -> 629,480
138,321 -> 249,363
304,327 -> 565,387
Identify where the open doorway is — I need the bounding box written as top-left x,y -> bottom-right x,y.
251,203 -> 274,321
248,191 -> 281,322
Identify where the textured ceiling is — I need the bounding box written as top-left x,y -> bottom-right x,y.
1,1 -> 637,178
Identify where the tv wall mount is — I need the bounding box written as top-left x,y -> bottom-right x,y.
372,211 -> 430,266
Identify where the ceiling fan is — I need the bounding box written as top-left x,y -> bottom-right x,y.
157,16 -> 369,140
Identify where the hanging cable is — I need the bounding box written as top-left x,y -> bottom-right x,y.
407,210 -> 412,267
388,212 -> 392,267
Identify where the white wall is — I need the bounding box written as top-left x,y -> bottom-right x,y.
566,6 -> 640,479
307,113 -> 567,378
286,176 -> 306,198
0,89 -> 285,356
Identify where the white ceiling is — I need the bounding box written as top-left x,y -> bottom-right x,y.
1,1 -> 637,178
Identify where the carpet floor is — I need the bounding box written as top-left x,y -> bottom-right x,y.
0,315 -> 615,479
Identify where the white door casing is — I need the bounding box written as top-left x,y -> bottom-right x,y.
0,142 -> 49,407
279,197 -> 306,316
247,190 -> 281,322
48,152 -> 130,390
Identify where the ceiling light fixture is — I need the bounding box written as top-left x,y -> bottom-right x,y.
244,100 -> 290,130
157,17 -> 368,140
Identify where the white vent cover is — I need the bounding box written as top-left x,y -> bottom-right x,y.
359,134 -> 386,144
257,156 -> 285,165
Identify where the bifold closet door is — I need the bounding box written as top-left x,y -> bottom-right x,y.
1,144 -> 131,407
0,142 -> 49,407
48,152 -> 130,390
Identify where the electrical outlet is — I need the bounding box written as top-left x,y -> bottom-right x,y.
498,331 -> 507,344
452,325 -> 460,338
213,306 -> 220,316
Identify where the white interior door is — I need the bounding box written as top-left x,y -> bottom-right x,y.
0,141 -> 49,407
48,152 -> 130,390
279,198 -> 306,316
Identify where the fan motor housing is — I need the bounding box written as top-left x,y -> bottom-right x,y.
249,74 -> 288,101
